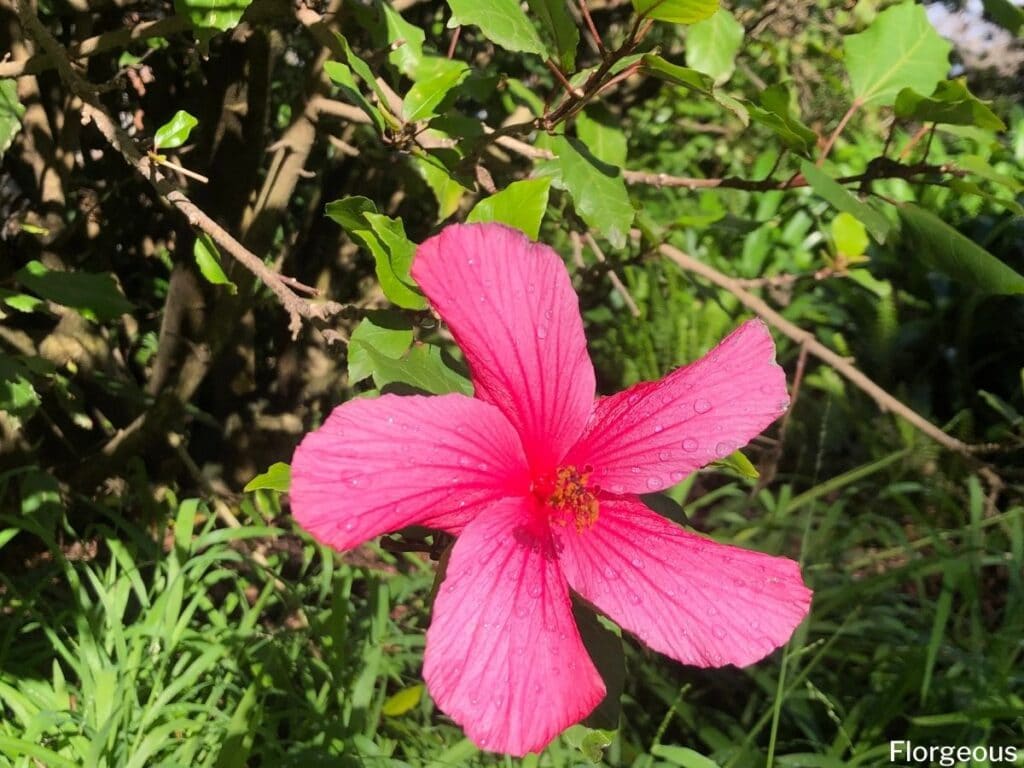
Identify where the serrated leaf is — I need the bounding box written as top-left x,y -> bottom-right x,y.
15,261 -> 134,321
355,342 -> 473,395
347,313 -> 414,384
895,79 -> 1006,131
746,84 -> 817,156
381,684 -> 423,716
153,110 -> 198,151
403,59 -> 469,122
800,160 -> 892,244
468,177 -> 552,239
446,0 -> 548,56
633,0 -> 718,24
527,0 -> 579,70
898,203 -> 1024,294
0,80 -> 25,160
243,462 -> 291,493
843,1 -> 952,106
325,197 -> 426,309
831,212 -> 869,258
576,109 -> 628,167
193,234 -> 237,293
174,0 -> 252,36
686,8 -> 743,84
540,135 -> 634,249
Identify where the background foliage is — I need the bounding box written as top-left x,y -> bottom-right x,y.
1,0 -> 1023,764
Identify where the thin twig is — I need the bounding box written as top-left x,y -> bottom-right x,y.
658,243 -> 999,458
818,100 -> 861,165
583,231 -> 640,317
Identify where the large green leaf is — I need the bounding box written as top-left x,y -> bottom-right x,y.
347,313 -> 415,384
355,342 -> 473,395
541,135 -> 634,249
402,59 -> 469,122
898,204 -> 1024,294
641,54 -> 748,124
843,1 -> 952,106
192,234 -> 237,293
576,109 -> 628,167
446,0 -> 547,56
325,197 -> 426,309
895,79 -> 1006,131
632,0 -> 718,24
527,0 -> 579,70
685,8 -> 744,84
467,177 -> 553,239
0,80 -> 25,160
746,85 -> 817,156
15,261 -> 134,320
800,160 -> 892,244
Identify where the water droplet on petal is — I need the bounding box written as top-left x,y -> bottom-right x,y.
630,556 -> 644,569
386,415 -> 394,424
715,441 -> 733,458
344,521 -> 356,532
536,325 -> 548,340
645,476 -> 660,490
670,470 -> 684,482
610,483 -> 625,494
467,257 -> 475,266
630,466 -> 641,474
694,399 -> 712,414
628,394 -> 640,405
682,438 -> 699,452
458,456 -> 470,467
653,424 -> 664,433
749,620 -> 760,630
528,584 -> 542,598
713,625 -> 727,639
659,450 -> 671,461
707,605 -> 718,617
543,309 -> 553,320
603,565 -> 618,580
515,605 -> 529,618
627,591 -> 641,605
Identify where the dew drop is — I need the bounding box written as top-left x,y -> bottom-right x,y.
658,450 -> 671,462
626,591 -> 641,605
733,577 -> 746,588
630,556 -> 644,569
645,476 -> 660,490
653,424 -> 664,434
515,606 -> 529,618
527,281 -> 536,293
610,483 -> 625,494
344,521 -> 356,532
347,477 -> 360,487
478,462 -> 489,471
536,325 -> 548,340
707,605 -> 718,617
528,584 -> 542,598
749,620 -> 760,630
386,415 -> 394,425
670,470 -> 685,482
630,465 -> 641,474
603,565 -> 618,580
682,438 -> 699,452
715,441 -> 733,458
713,625 -> 727,639
694,399 -> 712,414
543,308 -> 553,320
467,257 -> 475,266
458,456 -> 470,467
628,394 -> 640,405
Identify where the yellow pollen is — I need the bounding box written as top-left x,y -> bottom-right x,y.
546,465 -> 599,533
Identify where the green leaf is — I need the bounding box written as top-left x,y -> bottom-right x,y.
831,212 -> 869,257
746,84 -> 818,156
324,60 -> 386,133
15,260 -> 134,320
651,745 -> 723,768
446,0 -> 548,56
382,4 -> 426,77
895,79 -> 1006,131
685,8 -> 744,84
633,0 -> 718,24
0,288 -> 45,314
468,177 -> 553,239
355,342 -> 473,395
640,54 -> 748,124
527,0 -> 579,70
981,0 -> 1024,35
153,110 -> 198,151
0,355 -> 41,423
347,313 -> 414,384
947,179 -> 1024,217
325,197 -> 426,309
711,449 -> 760,479
843,1 -> 952,107
574,603 -> 624,732
193,234 -> 237,293
576,109 -> 628,167
898,203 -> 1024,294
0,80 -> 25,160
540,135 -> 634,249
403,59 -> 469,122
955,154 -> 1022,194
414,156 -> 468,220
799,160 -> 892,244
243,462 -> 291,493
174,0 -> 252,37
381,684 -> 423,716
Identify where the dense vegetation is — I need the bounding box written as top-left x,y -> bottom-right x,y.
1,0 -> 1022,764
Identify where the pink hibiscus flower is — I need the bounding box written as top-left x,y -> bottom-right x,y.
291,223 -> 812,756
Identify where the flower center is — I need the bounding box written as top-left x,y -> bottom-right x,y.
536,464 -> 599,533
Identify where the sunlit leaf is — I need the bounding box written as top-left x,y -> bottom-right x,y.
403,59 -> 469,122
895,79 -> 1006,131
193,234 -> 237,293
685,8 -> 744,84
576,109 -> 628,167
347,313 -> 414,384
633,0 -> 718,24
710,449 -> 760,479
153,110 -> 198,151
831,212 -> 869,258
381,684 -> 423,716
843,1 -> 952,106
15,260 -> 134,320
174,0 -> 252,38
527,0 -> 579,70
0,80 -> 25,160
243,462 -> 291,493
746,84 -> 817,156
446,0 -> 548,56
355,342 -> 473,395
468,177 -> 553,239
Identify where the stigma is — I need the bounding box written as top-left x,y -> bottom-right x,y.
539,464 -> 599,533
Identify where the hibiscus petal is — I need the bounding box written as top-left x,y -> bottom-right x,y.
412,223 -> 595,473
290,394 -> 530,550
424,497 -> 605,756
555,498 -> 811,668
565,319 -> 789,495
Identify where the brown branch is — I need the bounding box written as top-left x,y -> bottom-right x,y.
818,99 -> 861,165
583,231 -> 640,317
15,0 -> 342,339
658,243 -> 998,458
